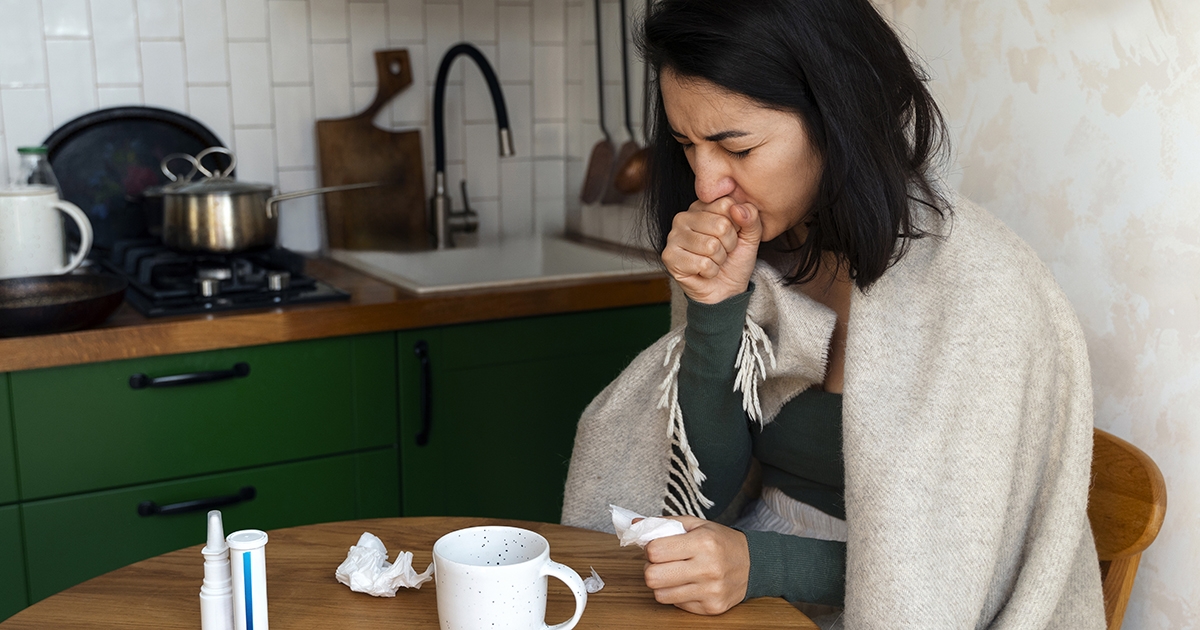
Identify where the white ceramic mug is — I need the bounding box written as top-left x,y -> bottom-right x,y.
433,526 -> 587,630
0,187 -> 93,280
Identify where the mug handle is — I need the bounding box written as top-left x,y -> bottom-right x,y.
52,200 -> 93,274
540,560 -> 588,630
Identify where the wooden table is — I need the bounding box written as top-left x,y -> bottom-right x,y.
1,517 -> 817,629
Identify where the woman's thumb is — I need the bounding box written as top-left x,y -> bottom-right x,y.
732,203 -> 763,245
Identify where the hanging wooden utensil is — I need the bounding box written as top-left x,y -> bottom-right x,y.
580,0 -> 618,204
613,0 -> 649,195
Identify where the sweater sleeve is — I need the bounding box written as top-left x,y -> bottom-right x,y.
677,288 -> 756,518
679,288 -> 847,609
741,530 -> 846,607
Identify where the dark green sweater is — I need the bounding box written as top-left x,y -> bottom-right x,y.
677,287 -> 847,607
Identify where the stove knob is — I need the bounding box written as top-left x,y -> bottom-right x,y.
199,277 -> 221,298
268,271 -> 291,292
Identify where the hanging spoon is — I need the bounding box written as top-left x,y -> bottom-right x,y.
580,0 -> 617,204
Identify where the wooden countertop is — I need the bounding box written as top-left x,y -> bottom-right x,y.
0,257 -> 670,373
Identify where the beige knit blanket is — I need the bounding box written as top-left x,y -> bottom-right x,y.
561,196 -> 1106,628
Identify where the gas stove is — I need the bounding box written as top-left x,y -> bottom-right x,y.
100,239 -> 350,317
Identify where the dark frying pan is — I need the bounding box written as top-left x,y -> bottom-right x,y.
0,275 -> 128,338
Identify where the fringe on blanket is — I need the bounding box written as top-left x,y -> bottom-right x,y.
659,316 -> 777,518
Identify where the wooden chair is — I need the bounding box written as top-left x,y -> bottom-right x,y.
1088,428 -> 1167,630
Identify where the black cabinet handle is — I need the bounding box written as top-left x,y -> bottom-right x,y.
129,362 -> 251,389
414,340 -> 433,446
137,485 -> 257,517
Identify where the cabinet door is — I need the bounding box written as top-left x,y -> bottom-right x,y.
21,446 -> 398,603
0,505 -> 27,622
0,376 -> 16,505
11,333 -> 396,500
398,305 -> 669,523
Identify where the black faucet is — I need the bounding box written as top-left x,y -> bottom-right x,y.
431,43 -> 515,249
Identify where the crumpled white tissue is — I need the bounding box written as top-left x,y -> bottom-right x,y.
583,566 -> 604,593
335,532 -> 434,597
610,504 -> 687,547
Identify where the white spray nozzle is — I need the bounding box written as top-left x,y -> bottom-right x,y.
205,510 -> 227,554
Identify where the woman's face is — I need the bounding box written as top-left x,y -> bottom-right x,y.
660,68 -> 823,242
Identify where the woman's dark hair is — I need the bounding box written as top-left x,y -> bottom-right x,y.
639,0 -> 948,289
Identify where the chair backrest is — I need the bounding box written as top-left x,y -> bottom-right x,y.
1087,428 -> 1167,630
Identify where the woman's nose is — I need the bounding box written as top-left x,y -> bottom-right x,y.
692,156 -> 736,203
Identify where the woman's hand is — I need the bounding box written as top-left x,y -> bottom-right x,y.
662,198 -> 763,304
642,515 -> 751,615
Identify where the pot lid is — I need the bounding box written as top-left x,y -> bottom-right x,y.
169,176 -> 274,196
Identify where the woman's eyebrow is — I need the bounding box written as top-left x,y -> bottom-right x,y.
669,128 -> 750,142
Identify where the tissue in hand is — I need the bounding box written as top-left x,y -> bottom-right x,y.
335,532 -> 434,597
609,504 -> 687,547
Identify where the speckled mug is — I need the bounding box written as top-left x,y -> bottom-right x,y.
432,526 -> 587,630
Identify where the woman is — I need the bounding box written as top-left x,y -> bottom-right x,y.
562,0 -> 1106,628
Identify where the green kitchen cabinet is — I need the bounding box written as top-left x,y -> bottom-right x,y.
397,305 -> 670,523
0,505 -> 27,622
22,447 -> 398,603
3,332 -> 402,614
10,334 -> 396,500
0,376 -> 16,506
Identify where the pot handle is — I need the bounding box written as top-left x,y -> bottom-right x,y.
160,153 -> 200,182
265,182 -> 385,218
194,146 -> 237,178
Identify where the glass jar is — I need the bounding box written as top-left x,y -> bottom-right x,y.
15,146 -> 62,197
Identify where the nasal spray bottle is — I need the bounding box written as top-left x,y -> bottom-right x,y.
200,510 -> 234,630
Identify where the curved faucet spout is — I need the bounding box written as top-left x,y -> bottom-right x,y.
432,43 -> 514,190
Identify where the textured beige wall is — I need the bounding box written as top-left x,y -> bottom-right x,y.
887,0 -> 1200,627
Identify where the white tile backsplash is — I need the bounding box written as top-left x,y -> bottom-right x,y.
0,89 -> 52,179
4,0 -> 587,250
496,6 -> 531,83
277,168 -> 322,251
97,86 -> 142,107
233,127 -> 277,184
226,0 -> 268,40
268,0 -> 312,84
43,0 -> 91,38
0,0 -> 48,86
312,42 -> 353,118
229,42 -> 273,125
182,0 -> 229,84
188,85 -> 233,146
273,86 -> 316,168
462,0 -> 495,44
136,0 -> 181,39
463,122 -> 499,198
141,41 -> 188,110
499,158 -> 533,235
309,0 -> 348,41
92,0 -> 142,84
462,44 -> 497,123
387,0 -> 423,42
532,45 -> 564,120
349,3 -> 389,85
46,40 -> 98,127
532,0 -> 564,44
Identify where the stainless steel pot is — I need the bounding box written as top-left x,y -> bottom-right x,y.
156,148 -> 378,253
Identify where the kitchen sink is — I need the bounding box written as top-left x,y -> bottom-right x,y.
329,235 -> 664,294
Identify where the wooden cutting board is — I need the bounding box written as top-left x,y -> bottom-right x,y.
317,49 -> 428,251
